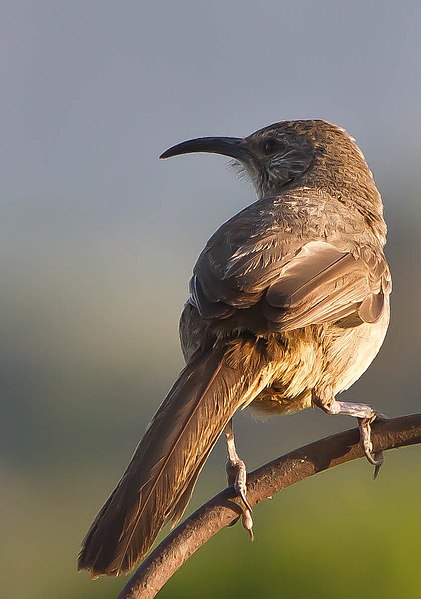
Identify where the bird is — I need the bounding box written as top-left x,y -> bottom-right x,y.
78,119 -> 391,577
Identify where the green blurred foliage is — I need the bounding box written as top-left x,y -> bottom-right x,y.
2,451 -> 420,598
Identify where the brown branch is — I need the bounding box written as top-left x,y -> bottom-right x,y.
117,413 -> 421,599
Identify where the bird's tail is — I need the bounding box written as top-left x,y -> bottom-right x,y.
78,337 -> 269,577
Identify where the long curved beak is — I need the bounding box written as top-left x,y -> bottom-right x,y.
160,136 -> 249,161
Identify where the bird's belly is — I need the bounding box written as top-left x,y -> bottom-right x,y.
329,299 -> 390,393
251,300 -> 390,416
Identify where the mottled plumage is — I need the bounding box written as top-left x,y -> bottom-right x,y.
78,119 -> 391,577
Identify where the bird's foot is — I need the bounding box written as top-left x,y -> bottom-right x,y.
358,413 -> 385,479
224,419 -> 254,540
226,457 -> 254,540
312,390 -> 386,478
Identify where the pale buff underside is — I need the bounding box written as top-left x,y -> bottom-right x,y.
250,297 -> 390,416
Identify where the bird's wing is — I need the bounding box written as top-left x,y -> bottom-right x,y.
262,240 -> 390,331
191,203 -> 390,331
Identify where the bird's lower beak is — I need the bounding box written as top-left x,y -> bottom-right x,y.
160,136 -> 249,161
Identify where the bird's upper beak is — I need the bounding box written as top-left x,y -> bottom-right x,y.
160,136 -> 250,161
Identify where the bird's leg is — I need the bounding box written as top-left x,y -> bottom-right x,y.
224,419 -> 254,539
312,389 -> 385,478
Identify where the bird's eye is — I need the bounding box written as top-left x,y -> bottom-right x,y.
261,138 -> 279,155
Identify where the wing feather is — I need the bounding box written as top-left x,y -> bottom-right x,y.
193,226 -> 390,330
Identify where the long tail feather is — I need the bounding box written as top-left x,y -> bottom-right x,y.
78,340 -> 265,576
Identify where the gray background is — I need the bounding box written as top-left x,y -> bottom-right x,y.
1,2 -> 420,598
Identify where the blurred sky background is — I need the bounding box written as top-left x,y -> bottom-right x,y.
1,2 -> 421,598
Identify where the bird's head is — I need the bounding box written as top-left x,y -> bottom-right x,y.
160,120 -> 318,198
161,120 -> 386,242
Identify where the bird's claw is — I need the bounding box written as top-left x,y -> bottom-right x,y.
234,460 -> 253,513
226,458 -> 254,538
242,509 -> 254,541
358,413 -> 385,477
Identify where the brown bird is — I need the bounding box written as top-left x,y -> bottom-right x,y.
78,119 -> 391,577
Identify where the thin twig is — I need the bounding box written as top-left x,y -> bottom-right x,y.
117,413 -> 421,599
